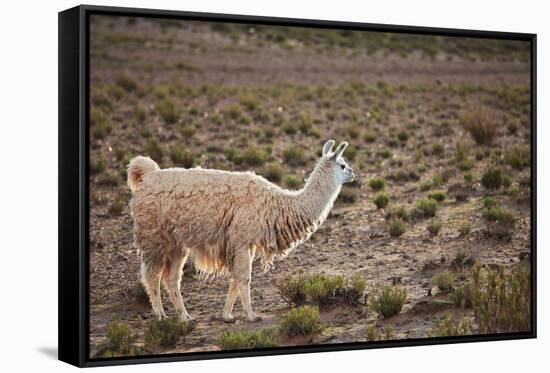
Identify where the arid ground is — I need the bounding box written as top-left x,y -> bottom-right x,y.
89,15 -> 532,357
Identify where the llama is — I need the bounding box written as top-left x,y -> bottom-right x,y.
127,140 -> 355,322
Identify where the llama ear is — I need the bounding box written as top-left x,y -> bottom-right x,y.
322,140 -> 336,156
334,142 -> 349,159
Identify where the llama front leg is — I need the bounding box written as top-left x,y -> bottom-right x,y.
141,261 -> 167,320
237,278 -> 262,322
230,249 -> 261,322
221,279 -> 239,323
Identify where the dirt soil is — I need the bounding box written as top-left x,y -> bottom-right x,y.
88,15 -> 532,357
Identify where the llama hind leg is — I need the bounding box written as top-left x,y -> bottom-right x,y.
221,279 -> 239,323
163,251 -> 193,321
141,261 -> 167,319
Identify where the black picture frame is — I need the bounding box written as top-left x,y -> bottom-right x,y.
59,4 -> 537,368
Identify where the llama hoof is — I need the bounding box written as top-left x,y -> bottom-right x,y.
185,318 -> 198,328
247,314 -> 262,322
222,315 -> 236,323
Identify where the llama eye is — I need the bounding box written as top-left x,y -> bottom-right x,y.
340,164 -> 345,170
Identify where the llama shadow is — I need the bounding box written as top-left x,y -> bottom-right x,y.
37,346 -> 58,360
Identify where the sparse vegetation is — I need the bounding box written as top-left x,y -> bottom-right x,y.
280,305 -> 322,336
283,175 -> 302,189
277,272 -> 366,306
433,271 -> 454,293
417,198 -> 438,218
471,264 -> 531,333
427,191 -> 446,202
373,192 -> 390,209
217,328 -> 279,350
283,145 -> 306,166
144,138 -> 164,163
427,219 -> 443,235
481,167 -> 506,190
386,217 -> 406,237
461,107 -> 497,145
88,18 -> 532,354
369,177 -> 386,191
170,144 -> 195,168
262,162 -> 284,182
369,285 -> 407,318
458,221 -> 471,236
505,145 -> 530,170
144,318 -> 190,351
104,317 -> 138,357
156,98 -> 181,124
427,313 -> 471,337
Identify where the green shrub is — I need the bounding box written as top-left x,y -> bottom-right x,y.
427,219 -> 443,235
427,313 -> 471,337
481,167 -> 505,189
482,196 -> 500,209
369,177 -> 386,191
144,139 -> 164,163
461,107 -> 497,145
458,221 -> 471,236
386,217 -> 406,237
433,271 -> 454,293
180,125 -> 196,138
104,317 -> 138,356
369,285 -> 407,318
471,264 -> 531,333
483,206 -> 516,224
108,197 -> 126,215
277,273 -> 366,306
156,98 -> 181,124
373,192 -> 390,209
217,328 -> 279,350
134,103 -> 147,123
144,318 -> 190,350
450,251 -> 476,271
458,159 -> 475,171
451,282 -> 473,308
455,142 -> 469,162
262,162 -> 284,182
170,145 -> 195,168
418,180 -> 432,191
366,323 -> 394,341
364,132 -> 377,143
283,145 -> 306,166
427,191 -> 446,202
417,198 -> 437,218
280,305 -> 322,336
90,157 -> 106,175
431,143 -> 444,156
283,175 -> 302,189
464,172 -> 473,183
397,131 -> 409,142
384,205 -> 409,222
344,144 -> 357,160
377,149 -> 392,159
90,107 -> 113,139
505,145 -> 530,170
242,145 -> 268,166
115,71 -> 139,92
224,147 -> 243,164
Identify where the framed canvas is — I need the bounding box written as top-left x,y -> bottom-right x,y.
58,4 -> 537,367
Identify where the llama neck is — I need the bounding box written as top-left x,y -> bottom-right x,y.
297,160 -> 341,225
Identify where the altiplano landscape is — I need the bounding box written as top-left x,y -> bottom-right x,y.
88,15 -> 532,358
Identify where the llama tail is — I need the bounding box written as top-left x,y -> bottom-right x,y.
127,156 -> 160,192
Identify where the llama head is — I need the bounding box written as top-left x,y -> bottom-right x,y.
321,139 -> 355,184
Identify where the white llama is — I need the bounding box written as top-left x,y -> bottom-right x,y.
127,140 -> 355,322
